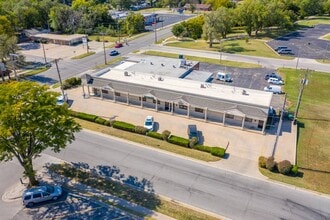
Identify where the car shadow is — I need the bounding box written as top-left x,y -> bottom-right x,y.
153,122 -> 159,132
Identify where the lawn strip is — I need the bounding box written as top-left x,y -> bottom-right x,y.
143,51 -> 261,68
75,118 -> 220,162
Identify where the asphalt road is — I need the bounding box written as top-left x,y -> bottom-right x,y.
25,14 -> 194,85
42,130 -> 330,220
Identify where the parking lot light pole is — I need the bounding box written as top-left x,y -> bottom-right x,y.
101,33 -> 107,65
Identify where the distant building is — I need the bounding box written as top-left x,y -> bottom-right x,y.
30,33 -> 86,45
183,4 -> 212,11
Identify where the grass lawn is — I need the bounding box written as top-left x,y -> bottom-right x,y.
75,118 -> 220,162
21,67 -> 50,77
324,34 -> 330,40
164,39 -> 293,59
143,50 -> 261,68
265,68 -> 330,194
296,16 -> 330,26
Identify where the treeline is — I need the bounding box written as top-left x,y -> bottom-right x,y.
171,0 -> 330,47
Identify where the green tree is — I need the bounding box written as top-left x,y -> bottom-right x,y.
123,12 -> 145,36
299,0 -> 325,17
172,23 -> 185,37
49,4 -> 80,33
214,7 -> 234,39
202,11 -> 219,47
0,81 -> 81,186
205,0 -> 236,10
184,15 -> 204,39
325,0 -> 330,15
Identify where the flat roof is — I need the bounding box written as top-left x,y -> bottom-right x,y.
184,70 -> 213,82
99,69 -> 273,108
122,54 -> 199,78
33,33 -> 86,41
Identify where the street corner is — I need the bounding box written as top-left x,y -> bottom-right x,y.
2,179 -> 28,202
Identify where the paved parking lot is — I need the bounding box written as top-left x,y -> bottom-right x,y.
267,24 -> 330,59
13,190 -> 140,220
199,63 -> 285,110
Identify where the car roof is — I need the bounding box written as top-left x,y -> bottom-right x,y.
146,116 -> 153,120
23,186 -> 47,195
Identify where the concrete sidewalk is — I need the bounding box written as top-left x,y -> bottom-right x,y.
63,87 -> 297,178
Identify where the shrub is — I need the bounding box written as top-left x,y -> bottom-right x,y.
162,130 -> 171,141
104,121 -> 111,126
193,145 -> 212,153
277,160 -> 292,175
72,112 -> 98,122
63,77 -> 82,90
95,117 -> 107,125
291,165 -> 299,176
266,156 -> 276,171
168,135 -> 189,147
146,131 -> 163,140
210,147 -> 226,158
135,126 -> 148,135
112,121 -> 136,132
258,156 -> 267,168
189,137 -> 198,148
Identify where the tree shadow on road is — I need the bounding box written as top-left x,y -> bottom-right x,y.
41,161 -> 160,219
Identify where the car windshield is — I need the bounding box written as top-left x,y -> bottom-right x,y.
45,186 -> 55,193
145,121 -> 152,126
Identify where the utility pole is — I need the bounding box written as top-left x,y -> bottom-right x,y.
9,53 -> 19,81
54,58 -> 65,99
293,69 -> 309,125
102,33 -> 107,65
41,40 -> 47,64
272,93 -> 287,157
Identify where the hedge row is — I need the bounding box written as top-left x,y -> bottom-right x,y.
112,121 -> 136,133
69,110 -> 227,158
194,145 -> 226,157
168,135 -> 189,148
258,156 -> 298,176
63,77 -> 82,90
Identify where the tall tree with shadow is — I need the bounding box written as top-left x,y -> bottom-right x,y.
0,81 -> 81,186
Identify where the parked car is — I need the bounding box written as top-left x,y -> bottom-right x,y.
114,43 -> 123,48
264,85 -> 283,94
22,185 -> 62,207
268,77 -> 284,85
264,72 -> 282,80
109,50 -> 119,56
278,49 -> 293,55
56,93 -> 68,105
144,116 -> 154,131
187,124 -> 199,141
216,72 -> 232,82
275,46 -> 289,51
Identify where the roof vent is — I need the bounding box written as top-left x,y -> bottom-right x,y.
200,83 -> 206,88
158,76 -> 164,81
124,71 -> 129,76
242,90 -> 248,95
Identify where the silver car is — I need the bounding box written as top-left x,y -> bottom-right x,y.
22,185 -> 62,207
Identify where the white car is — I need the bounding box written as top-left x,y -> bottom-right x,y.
144,116 -> 154,131
22,185 -> 62,207
264,85 -> 283,94
56,93 -> 68,105
268,77 -> 284,85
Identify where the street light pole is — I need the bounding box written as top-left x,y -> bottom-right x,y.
41,41 -> 47,64
54,58 -> 65,99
